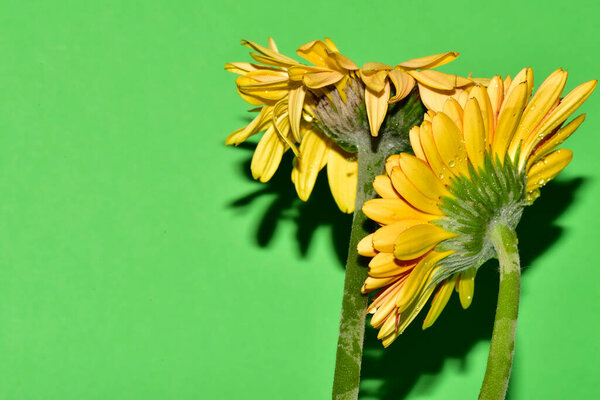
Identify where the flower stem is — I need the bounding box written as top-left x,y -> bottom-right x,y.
479,221 -> 521,400
331,148 -> 380,400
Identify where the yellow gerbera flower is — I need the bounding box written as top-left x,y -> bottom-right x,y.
357,68 -> 597,347
226,38 -> 476,213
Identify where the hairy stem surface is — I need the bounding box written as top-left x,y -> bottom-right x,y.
331,148 -> 380,400
329,90 -> 425,400
479,221 -> 521,400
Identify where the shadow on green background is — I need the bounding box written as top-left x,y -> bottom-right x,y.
228,149 -> 353,265
229,150 -> 584,399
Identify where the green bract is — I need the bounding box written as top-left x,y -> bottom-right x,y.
432,153 -> 527,286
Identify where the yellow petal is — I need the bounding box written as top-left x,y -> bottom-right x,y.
537,79 -> 597,134
288,86 -> 306,142
368,278 -> 404,312
373,220 -> 426,253
396,51 -> 459,69
330,51 -> 358,71
385,154 -> 401,177
468,85 -> 494,145
369,290 -> 402,329
503,74 -> 513,96
409,126 -> 427,161
267,37 -> 278,52
442,97 -> 464,130
365,84 -> 391,137
369,282 -> 403,327
226,127 -> 247,146
292,128 -> 328,201
399,153 -> 452,200
504,68 -> 529,101
419,120 -> 454,184
389,167 -> 443,215
519,80 -> 597,169
236,70 -> 290,102
296,40 -> 339,69
363,276 -> 398,293
334,75 -> 349,103
526,67 -> 534,100
250,126 -> 286,182
368,253 -> 417,278
361,62 -> 391,73
323,37 -> 339,51
456,87 -> 472,108
395,251 -> 451,311
517,69 -> 568,142
460,75 -> 480,87
241,39 -> 298,67
408,70 -> 457,90
362,198 -> 437,225
271,101 -> 299,157
418,83 -> 456,113
393,281 -> 436,339
423,110 -> 436,122
321,39 -> 358,70
360,68 -> 390,93
382,281 -> 440,344
393,223 -> 455,260
422,274 -> 457,329
377,307 -> 400,339
373,175 -> 399,199
432,113 -> 469,177
495,82 -> 528,162
249,53 -> 295,68
225,62 -> 264,75
226,106 -> 272,145
516,69 -> 569,162
303,70 -> 345,89
381,331 -> 400,348
487,76 -> 504,123
287,65 -> 312,83
458,267 -> 477,309
234,86 -> 267,106
388,70 -> 416,103
357,233 -> 377,257
327,146 -> 358,213
526,149 -> 573,192
462,98 -> 486,169
529,114 -> 585,166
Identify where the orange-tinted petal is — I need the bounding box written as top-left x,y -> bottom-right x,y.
363,198 -> 437,225
373,219 -> 427,253
365,83 -> 391,137
389,167 -> 443,215
388,70 -> 416,103
373,175 -> 399,199
397,51 -> 459,69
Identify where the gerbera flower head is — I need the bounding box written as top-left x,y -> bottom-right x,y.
226,38 -> 478,213
358,68 -> 596,347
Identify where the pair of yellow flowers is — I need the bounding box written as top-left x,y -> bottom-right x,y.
226,38 -> 596,347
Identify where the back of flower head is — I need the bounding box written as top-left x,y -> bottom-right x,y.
225,37 -> 474,213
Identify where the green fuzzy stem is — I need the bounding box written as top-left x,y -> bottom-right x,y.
479,222 -> 521,400
331,148 -> 380,400
327,89 -> 425,400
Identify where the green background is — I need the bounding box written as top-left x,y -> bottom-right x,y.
0,0 -> 598,398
